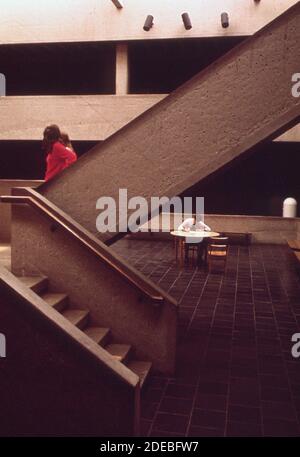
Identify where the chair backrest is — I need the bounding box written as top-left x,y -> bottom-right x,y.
208,244 -> 228,255
209,236 -> 229,245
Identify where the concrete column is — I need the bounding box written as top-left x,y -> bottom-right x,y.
115,43 -> 129,95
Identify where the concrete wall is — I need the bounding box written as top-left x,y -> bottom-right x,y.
11,204 -> 177,374
0,0 -> 297,44
41,4 -> 300,244
0,180 -> 44,242
0,94 -> 297,142
0,95 -> 165,141
137,213 -> 299,245
276,124 -> 300,142
0,273 -> 138,436
297,219 -> 300,241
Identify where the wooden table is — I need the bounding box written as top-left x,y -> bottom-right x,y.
170,231 -> 220,266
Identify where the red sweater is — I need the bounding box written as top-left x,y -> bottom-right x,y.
45,141 -> 77,181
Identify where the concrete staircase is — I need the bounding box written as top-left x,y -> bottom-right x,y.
13,270 -> 152,388
39,3 -> 300,244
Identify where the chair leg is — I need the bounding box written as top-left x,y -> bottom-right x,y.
185,244 -> 189,264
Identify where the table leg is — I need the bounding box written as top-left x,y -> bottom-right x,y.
180,239 -> 184,267
204,239 -> 208,265
174,237 -> 178,262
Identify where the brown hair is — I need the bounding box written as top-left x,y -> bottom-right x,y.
43,124 -> 61,153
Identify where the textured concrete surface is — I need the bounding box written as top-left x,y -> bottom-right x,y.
116,44 -> 129,95
11,204 -> 177,374
0,94 -> 296,141
0,0 -> 297,44
0,244 -> 11,270
40,3 -> 300,243
276,123 -> 300,142
0,95 -> 166,141
0,180 -> 44,242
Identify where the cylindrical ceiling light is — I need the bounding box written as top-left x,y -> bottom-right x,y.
143,15 -> 154,31
182,12 -> 192,30
221,12 -> 229,28
111,0 -> 123,9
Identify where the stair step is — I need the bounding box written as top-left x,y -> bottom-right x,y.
84,327 -> 111,346
127,360 -> 152,388
105,343 -> 132,363
41,292 -> 68,312
62,309 -> 89,329
18,276 -> 48,294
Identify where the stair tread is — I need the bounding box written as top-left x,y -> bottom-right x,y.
127,360 -> 152,387
62,309 -> 89,328
84,326 -> 110,344
105,343 -> 132,361
41,292 -> 68,306
18,275 -> 48,293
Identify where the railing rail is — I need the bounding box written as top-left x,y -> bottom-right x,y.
1,187 -> 177,307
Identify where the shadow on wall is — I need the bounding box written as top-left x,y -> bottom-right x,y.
182,141 -> 300,217
0,140 -> 98,180
1,139 -> 299,218
129,36 -> 246,93
0,42 -> 115,96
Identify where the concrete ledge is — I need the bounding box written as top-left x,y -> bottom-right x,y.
0,95 -> 296,142
128,213 -> 300,245
0,0 -> 297,44
0,95 -> 166,141
0,180 -> 44,242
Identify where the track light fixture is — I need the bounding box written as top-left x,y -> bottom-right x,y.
111,0 -> 123,9
143,15 -> 154,31
182,12 -> 192,30
221,12 -> 229,28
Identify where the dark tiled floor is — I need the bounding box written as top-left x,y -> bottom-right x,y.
112,239 -> 300,437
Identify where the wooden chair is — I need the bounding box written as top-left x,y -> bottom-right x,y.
209,236 -> 229,244
207,243 -> 228,273
204,237 -> 228,263
184,241 -> 200,265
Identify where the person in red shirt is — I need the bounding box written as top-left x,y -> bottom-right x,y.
43,124 -> 77,181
